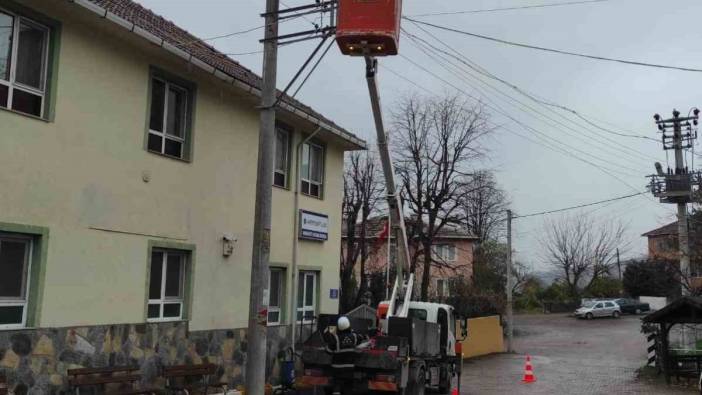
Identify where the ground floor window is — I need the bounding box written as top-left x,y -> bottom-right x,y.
268,268 -> 285,325
0,233 -> 32,329
297,271 -> 317,323
147,249 -> 189,322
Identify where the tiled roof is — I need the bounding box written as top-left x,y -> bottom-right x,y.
641,221 -> 678,237
77,0 -> 364,148
342,215 -> 477,240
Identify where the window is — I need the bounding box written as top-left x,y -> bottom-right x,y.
436,278 -> 449,298
300,142 -> 324,198
147,249 -> 188,321
408,308 -> 428,321
297,271 -> 317,322
594,303 -> 603,309
0,10 -> 50,117
604,302 -> 615,308
0,234 -> 31,329
268,268 -> 285,325
147,75 -> 192,160
432,244 -> 456,262
274,128 -> 290,188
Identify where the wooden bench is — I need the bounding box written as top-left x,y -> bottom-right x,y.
0,372 -> 7,395
162,363 -> 225,395
68,366 -> 159,394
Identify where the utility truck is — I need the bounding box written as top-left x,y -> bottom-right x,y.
299,1 -> 468,394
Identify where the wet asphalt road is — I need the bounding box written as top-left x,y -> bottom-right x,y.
460,314 -> 695,394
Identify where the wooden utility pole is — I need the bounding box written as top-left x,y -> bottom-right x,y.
245,1 -> 278,393
616,248 -> 621,281
505,209 -> 514,353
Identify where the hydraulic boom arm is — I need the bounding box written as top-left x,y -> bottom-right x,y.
364,56 -> 413,321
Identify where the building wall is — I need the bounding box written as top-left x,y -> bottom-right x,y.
349,236 -> 475,298
647,235 -> 679,261
0,0 -> 346,333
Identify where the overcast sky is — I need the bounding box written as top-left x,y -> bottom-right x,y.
135,0 -> 702,272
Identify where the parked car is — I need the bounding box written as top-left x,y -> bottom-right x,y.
612,298 -> 650,315
574,300 -> 621,319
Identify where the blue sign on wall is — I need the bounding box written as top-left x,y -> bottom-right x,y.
329,289 -> 339,299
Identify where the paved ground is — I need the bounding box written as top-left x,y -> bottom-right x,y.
460,314 -> 696,394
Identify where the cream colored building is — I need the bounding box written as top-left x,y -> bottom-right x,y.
0,0 -> 364,340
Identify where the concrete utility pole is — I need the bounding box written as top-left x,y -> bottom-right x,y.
650,108 -> 700,296
505,209 -> 514,353
245,0 -> 278,393
673,115 -> 691,295
616,248 -> 621,281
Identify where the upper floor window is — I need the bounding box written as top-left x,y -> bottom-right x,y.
274,128 -> 290,188
301,142 -> 324,198
147,74 -> 193,160
432,244 -> 456,262
0,11 -> 49,118
0,233 -> 32,329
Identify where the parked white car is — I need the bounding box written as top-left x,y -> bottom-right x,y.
574,300 -> 621,319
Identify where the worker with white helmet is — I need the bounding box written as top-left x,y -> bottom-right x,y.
323,316 -> 369,395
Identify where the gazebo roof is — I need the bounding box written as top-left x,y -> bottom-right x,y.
643,296 -> 702,324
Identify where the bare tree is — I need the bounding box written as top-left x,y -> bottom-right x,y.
540,213 -> 627,298
392,93 -> 491,301
461,170 -> 509,243
340,150 -> 384,312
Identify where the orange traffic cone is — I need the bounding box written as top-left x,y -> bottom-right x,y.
522,355 -> 536,383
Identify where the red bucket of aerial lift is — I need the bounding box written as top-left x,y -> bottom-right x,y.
336,0 -> 403,56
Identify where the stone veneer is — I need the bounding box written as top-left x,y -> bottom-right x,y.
0,321 -> 291,394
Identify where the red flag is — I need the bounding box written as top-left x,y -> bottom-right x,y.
377,219 -> 389,243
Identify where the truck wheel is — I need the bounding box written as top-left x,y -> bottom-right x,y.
407,367 -> 426,395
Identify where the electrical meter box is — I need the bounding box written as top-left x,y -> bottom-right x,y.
336,0 -> 402,56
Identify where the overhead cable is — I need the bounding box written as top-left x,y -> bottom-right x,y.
410,0 -> 613,17
403,17 -> 702,73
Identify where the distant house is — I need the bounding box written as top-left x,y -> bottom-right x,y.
642,221 -> 679,261
342,216 -> 477,300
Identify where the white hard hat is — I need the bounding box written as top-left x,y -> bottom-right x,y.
337,316 -> 351,331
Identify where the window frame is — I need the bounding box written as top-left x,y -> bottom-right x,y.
144,241 -> 195,323
436,278 -> 449,298
432,244 -> 457,262
0,233 -> 32,330
145,67 -> 196,162
268,267 -> 285,326
147,248 -> 188,322
0,7 -> 51,119
297,271 -> 317,323
300,140 -> 325,199
273,126 -> 292,189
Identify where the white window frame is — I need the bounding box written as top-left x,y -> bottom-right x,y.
147,77 -> 188,159
436,278 -> 449,298
432,244 -> 456,262
268,268 -> 284,326
273,128 -> 290,188
297,271 -> 317,323
0,9 -> 50,118
300,141 -> 324,198
0,233 -> 32,330
147,249 -> 186,323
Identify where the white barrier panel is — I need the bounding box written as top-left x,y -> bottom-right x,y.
639,296 -> 668,311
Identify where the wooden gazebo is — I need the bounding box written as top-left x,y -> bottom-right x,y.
643,296 -> 702,384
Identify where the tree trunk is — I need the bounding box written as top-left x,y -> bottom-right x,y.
420,239 -> 432,301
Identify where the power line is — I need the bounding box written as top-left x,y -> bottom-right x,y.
224,50 -> 264,56
405,22 -> 660,144
390,54 -> 648,193
513,192 -> 646,219
410,0 -> 613,17
399,38 -> 650,177
403,17 -> 702,73
402,29 -> 657,167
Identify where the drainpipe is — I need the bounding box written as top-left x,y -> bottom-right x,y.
290,126 -> 322,352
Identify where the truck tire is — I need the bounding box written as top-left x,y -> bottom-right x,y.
406,366 -> 426,395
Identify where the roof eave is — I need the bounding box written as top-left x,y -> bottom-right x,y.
69,0 -> 367,151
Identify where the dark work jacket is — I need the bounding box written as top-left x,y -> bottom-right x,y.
324,330 -> 368,373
